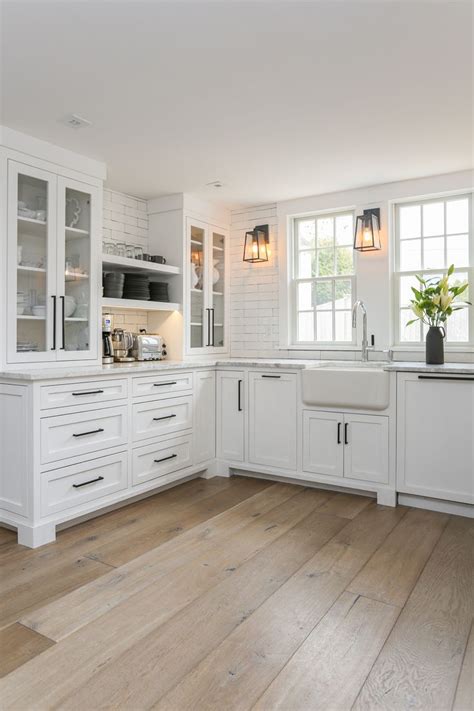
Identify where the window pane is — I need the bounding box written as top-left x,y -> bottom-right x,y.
336,247 -> 353,275
400,239 -> 421,271
317,248 -> 334,276
298,282 -> 313,310
335,279 -> 352,309
335,311 -> 352,341
400,308 -> 421,342
447,234 -> 469,266
316,311 -> 333,341
335,214 -> 353,245
446,199 -> 469,234
400,275 -> 416,307
315,281 -> 333,310
297,220 -> 315,250
423,237 -> 445,269
298,250 -> 314,278
446,308 -> 469,342
423,202 -> 444,237
399,205 -> 421,239
298,312 -> 314,341
317,217 -> 334,247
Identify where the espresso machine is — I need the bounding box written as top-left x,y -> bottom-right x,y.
111,329 -> 135,362
102,313 -> 114,364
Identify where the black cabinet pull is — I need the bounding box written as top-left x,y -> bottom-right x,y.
73,476 -> 104,488
261,374 -> 281,379
344,423 -> 349,445
59,295 -> 65,350
238,379 -> 243,411
72,427 -> 104,438
153,414 -> 176,421
51,295 -> 57,350
154,454 -> 178,464
211,308 -> 215,347
72,389 -> 104,396
417,375 -> 474,382
206,308 -> 211,347
337,422 -> 342,444
153,381 -> 177,387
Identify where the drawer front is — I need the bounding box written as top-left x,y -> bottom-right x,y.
41,406 -> 128,464
132,436 -> 192,486
132,395 -> 193,443
40,379 -> 128,410
132,372 -> 193,399
41,452 -> 128,516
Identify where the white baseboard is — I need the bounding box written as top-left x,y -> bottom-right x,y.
398,493 -> 474,518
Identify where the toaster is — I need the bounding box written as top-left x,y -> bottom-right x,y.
132,331 -> 167,361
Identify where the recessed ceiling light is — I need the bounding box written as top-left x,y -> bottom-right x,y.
206,180 -> 223,188
62,113 -> 92,129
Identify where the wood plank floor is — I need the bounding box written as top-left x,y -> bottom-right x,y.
0,475 -> 472,711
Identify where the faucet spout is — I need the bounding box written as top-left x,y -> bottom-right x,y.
352,300 -> 369,361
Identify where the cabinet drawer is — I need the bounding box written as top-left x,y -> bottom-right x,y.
40,379 -> 128,410
132,436 -> 192,486
41,452 -> 128,516
132,372 -> 193,399
132,395 -> 193,443
40,406 -> 128,464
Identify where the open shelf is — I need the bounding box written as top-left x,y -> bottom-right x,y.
102,297 -> 181,312
102,254 -> 181,276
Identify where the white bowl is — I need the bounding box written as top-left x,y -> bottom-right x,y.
64,296 -> 76,317
17,306 -> 25,315
32,306 -> 46,317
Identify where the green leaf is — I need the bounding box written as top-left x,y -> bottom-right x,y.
406,319 -> 418,326
448,264 -> 455,276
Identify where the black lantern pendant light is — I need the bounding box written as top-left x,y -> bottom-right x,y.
243,224 -> 269,263
354,208 -> 381,252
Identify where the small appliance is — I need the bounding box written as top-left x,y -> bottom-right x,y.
112,329 -> 135,362
102,312 -> 114,364
131,330 -> 167,361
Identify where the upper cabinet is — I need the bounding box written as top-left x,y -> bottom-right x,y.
6,160 -> 100,364
187,218 -> 228,354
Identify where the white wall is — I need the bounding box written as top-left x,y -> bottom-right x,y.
102,189 -> 150,333
229,170 -> 473,361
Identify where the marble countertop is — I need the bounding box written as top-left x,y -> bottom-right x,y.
1,358 -> 473,381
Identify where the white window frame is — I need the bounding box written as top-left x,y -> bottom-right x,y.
393,191 -> 474,347
290,209 -> 357,347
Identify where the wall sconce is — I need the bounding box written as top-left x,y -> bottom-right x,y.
354,208 -> 381,251
243,224 -> 270,263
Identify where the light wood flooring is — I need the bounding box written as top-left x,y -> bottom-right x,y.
0,475 -> 472,710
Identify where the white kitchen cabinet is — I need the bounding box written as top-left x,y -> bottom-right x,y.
186,218 -> 228,354
303,411 -> 343,477
217,370 -> 245,462
303,410 -> 389,484
194,370 -> 216,464
248,372 -> 297,470
6,160 -> 100,365
397,373 -> 474,504
344,413 -> 389,484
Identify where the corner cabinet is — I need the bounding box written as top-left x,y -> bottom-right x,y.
186,218 -> 228,355
6,160 -> 100,365
397,373 -> 474,504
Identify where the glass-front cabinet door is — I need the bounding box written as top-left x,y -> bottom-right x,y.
7,162 -> 57,363
186,218 -> 228,354
56,177 -> 99,360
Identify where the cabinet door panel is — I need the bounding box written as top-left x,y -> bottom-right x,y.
397,375 -> 474,503
187,218 -> 209,353
344,413 -> 389,484
217,371 -> 244,462
248,372 -> 297,470
302,410 -> 344,477
194,370 -> 216,464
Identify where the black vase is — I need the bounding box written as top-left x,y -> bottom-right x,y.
426,326 -> 445,365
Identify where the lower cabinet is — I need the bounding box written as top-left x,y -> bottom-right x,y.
397,373 -> 474,503
217,370 -> 245,462
194,370 -> 216,465
303,410 -> 389,484
248,372 -> 297,470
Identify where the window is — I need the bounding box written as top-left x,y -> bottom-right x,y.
394,194 -> 473,344
293,211 -> 355,344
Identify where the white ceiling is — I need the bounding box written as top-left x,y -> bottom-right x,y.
1,0 -> 472,207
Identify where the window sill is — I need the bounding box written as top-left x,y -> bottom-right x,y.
392,345 -> 474,353
278,344 -> 358,351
